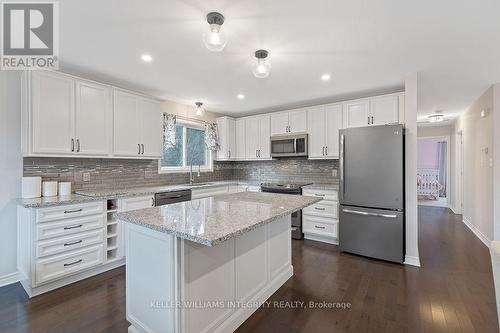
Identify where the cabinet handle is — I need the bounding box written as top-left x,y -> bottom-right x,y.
141,144 -> 145,155
314,207 -> 326,211
368,116 -> 370,125
71,138 -> 75,152
151,198 -> 155,206
64,224 -> 83,230
325,146 -> 328,155
314,225 -> 326,229
371,116 -> 374,125
138,144 -> 141,154
64,240 -> 83,247
64,259 -> 83,267
258,150 -> 261,158
64,208 -> 82,214
314,193 -> 325,197
76,139 -> 80,152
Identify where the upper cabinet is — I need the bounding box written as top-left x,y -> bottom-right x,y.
245,115 -> 270,159
22,71 -> 162,159
113,90 -> 162,158
27,71 -> 112,157
235,118 -> 246,160
343,93 -> 402,128
270,109 -> 307,135
307,103 -> 342,159
216,117 -> 236,161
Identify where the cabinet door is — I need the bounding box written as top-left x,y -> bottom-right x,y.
288,109 -> 307,133
227,118 -> 236,160
307,107 -> 326,158
343,100 -> 370,128
31,71 -> 75,155
235,118 -> 246,159
325,104 -> 342,158
370,95 -> 399,126
120,195 -> 155,212
75,80 -> 111,156
113,91 -> 141,157
270,112 -> 289,136
258,115 -> 271,159
245,117 -> 260,159
216,118 -> 228,160
140,99 -> 163,158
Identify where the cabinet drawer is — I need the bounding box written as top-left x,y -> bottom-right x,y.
302,189 -> 338,201
303,217 -> 338,238
36,201 -> 104,223
35,244 -> 104,285
36,229 -> 104,258
303,201 -> 338,219
36,214 -> 105,241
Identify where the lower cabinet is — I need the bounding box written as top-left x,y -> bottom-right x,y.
302,188 -> 339,245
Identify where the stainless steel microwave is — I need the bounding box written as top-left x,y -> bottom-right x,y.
270,134 -> 308,157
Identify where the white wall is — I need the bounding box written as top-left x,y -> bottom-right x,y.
160,100 -> 223,123
493,85 -> 500,240
455,85 -> 495,245
405,73 -> 420,266
417,125 -> 451,137
0,71 -> 22,285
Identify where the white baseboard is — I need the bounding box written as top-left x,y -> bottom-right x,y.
304,233 -> 339,245
404,255 -> 421,267
449,204 -> 457,214
463,216 -> 491,248
0,271 -> 21,288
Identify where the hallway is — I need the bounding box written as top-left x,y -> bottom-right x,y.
0,207 -> 497,333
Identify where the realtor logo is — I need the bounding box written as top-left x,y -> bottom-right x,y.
1,1 -> 59,70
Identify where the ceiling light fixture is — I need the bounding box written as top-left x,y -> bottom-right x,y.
321,73 -> 331,81
141,54 -> 153,63
203,12 -> 227,52
428,112 -> 444,123
252,50 -> 271,78
237,94 -> 245,100
195,102 -> 205,116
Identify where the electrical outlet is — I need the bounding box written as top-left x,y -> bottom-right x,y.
83,172 -> 91,182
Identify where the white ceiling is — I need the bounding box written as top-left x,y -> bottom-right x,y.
59,0 -> 500,119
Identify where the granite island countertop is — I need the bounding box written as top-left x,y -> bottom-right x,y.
115,192 -> 321,246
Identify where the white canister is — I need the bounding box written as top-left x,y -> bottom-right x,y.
21,177 -> 42,199
58,182 -> 72,196
42,181 -> 58,197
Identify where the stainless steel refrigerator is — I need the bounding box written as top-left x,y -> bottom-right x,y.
339,124 -> 405,263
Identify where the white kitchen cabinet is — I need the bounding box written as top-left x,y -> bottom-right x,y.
30,71 -> 75,155
343,99 -> 370,128
216,117 -> 236,161
370,94 -> 399,126
343,94 -> 402,128
120,195 -> 155,212
302,188 -> 339,245
270,109 -> 307,135
139,98 -> 163,158
245,115 -> 270,159
307,103 -> 342,159
191,185 -> 229,199
113,90 -> 162,158
75,80 -> 112,156
235,118 -> 246,159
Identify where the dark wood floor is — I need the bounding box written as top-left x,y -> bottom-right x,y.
1,206 -> 497,333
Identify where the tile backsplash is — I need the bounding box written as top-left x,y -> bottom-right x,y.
23,157 -> 338,191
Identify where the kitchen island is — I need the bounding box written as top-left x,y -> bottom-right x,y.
115,192 -> 320,333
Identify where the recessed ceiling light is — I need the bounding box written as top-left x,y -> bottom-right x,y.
321,73 -> 331,81
237,94 -> 245,100
141,54 -> 153,63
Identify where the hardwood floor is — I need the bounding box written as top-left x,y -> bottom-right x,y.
1,206 -> 497,333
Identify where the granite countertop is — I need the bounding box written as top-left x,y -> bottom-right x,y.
115,192 -> 321,246
302,183 -> 339,191
75,180 -> 261,199
16,194 -> 103,208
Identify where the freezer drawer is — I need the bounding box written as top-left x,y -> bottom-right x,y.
339,205 -> 404,263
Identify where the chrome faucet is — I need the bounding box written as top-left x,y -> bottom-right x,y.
189,164 -> 201,185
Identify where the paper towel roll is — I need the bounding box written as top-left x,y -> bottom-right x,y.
42,181 -> 58,197
58,182 -> 72,196
22,177 -> 42,199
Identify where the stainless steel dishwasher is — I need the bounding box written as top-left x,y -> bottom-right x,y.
154,190 -> 192,206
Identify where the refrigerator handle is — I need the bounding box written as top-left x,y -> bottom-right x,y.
342,208 -> 398,219
339,134 -> 345,200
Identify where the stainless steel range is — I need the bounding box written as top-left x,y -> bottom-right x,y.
260,182 -> 312,239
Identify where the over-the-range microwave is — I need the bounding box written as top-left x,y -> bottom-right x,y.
270,134 -> 308,157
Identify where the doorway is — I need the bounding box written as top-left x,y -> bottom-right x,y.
417,136 -> 450,208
